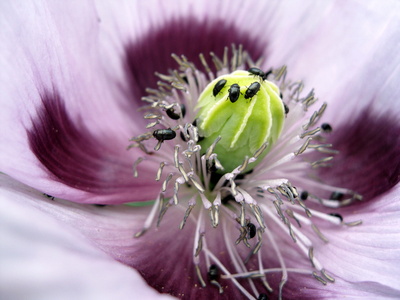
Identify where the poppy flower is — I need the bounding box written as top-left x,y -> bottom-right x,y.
1,1 -> 399,299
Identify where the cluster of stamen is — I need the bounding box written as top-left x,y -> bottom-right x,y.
129,45 -> 363,300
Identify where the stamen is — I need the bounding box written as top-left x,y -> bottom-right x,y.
312,271 -> 328,285
311,224 -> 329,243
161,173 -> 173,192
179,203 -> 195,229
129,48 -> 363,299
155,162 -> 166,181
195,264 -> 206,288
300,127 -> 321,138
132,157 -> 144,177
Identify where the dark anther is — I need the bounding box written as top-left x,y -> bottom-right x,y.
43,193 -> 55,200
330,191 -> 344,201
247,222 -> 257,239
284,103 -> 289,115
321,123 -> 333,133
213,79 -> 227,97
166,104 -> 186,120
208,264 -> 220,281
300,190 -> 309,200
244,82 -> 261,100
153,128 -> 176,142
228,83 -> 241,103
258,293 -> 269,300
93,204 -> 107,207
329,213 -> 343,222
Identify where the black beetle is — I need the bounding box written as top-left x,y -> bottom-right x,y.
213,79 -> 227,97
153,128 -> 176,141
247,222 -> 257,239
248,67 -> 266,80
208,264 -> 220,281
244,82 -> 261,100
321,123 -> 332,133
228,83 -> 241,103
166,104 -> 186,120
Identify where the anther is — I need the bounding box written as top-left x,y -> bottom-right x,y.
240,202 -> 246,227
312,271 -> 327,285
311,156 -> 334,168
179,204 -> 195,229
250,204 -> 266,229
189,175 -> 205,194
161,173 -> 173,192
195,264 -> 206,288
144,113 -> 162,119
238,156 -> 250,173
295,137 -> 312,155
308,247 -> 315,267
177,163 -> 189,182
132,157 -> 144,177
205,136 -> 221,160
155,162 -> 166,181
321,268 -> 335,283
174,145 -> 180,168
157,201 -> 171,227
300,127 -> 321,138
344,220 -> 363,226
195,233 -> 204,257
146,120 -> 160,128
253,142 -> 268,159
311,224 -> 329,243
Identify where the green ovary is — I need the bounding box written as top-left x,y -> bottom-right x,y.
195,70 -> 285,173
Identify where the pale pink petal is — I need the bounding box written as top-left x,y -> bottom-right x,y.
0,175 -> 175,300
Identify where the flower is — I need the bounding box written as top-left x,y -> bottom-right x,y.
1,1 -> 400,300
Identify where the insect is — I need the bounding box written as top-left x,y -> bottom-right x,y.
300,190 -> 309,200
213,78 -> 227,97
247,222 -> 257,239
244,82 -> 261,100
152,128 -> 176,141
166,104 -> 186,120
208,264 -> 220,281
321,123 -> 332,133
228,83 -> 241,103
258,294 -> 269,300
248,67 -> 267,81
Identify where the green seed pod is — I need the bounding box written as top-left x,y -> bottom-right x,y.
195,70 -> 285,173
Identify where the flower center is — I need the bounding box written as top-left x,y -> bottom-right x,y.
129,45 -> 363,300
